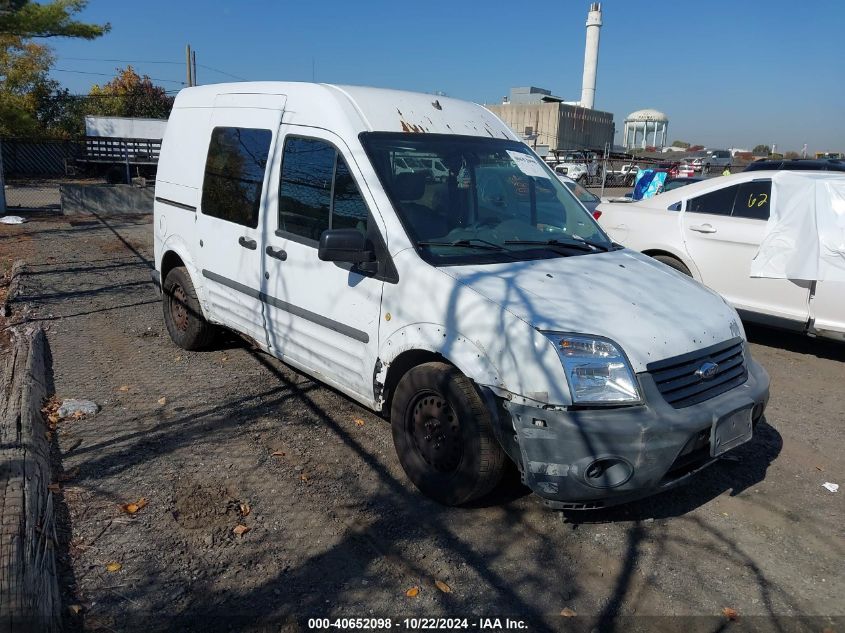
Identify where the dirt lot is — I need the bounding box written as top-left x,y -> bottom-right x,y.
0,211 -> 842,632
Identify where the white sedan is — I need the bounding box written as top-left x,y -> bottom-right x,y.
596,171 -> 845,341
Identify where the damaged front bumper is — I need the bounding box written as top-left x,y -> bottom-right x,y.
496,355 -> 770,510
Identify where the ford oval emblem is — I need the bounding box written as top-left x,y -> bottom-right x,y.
695,361 -> 719,380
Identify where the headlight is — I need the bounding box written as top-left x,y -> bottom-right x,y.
543,333 -> 641,405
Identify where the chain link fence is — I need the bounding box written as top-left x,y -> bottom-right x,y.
0,137 -> 138,212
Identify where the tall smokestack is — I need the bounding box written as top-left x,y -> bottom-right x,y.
580,2 -> 602,110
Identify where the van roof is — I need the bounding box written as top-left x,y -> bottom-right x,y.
172,82 -> 518,140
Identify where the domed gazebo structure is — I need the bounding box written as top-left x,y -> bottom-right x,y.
623,109 -> 669,150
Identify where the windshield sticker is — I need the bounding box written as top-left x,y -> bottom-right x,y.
506,151 -> 549,179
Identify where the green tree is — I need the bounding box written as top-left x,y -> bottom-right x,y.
753,144 -> 771,155
0,1 -> 109,135
671,140 -> 690,148
0,33 -> 57,134
784,151 -> 800,159
0,0 -> 109,39
87,66 -> 173,119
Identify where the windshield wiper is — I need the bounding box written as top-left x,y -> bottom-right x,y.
417,238 -> 509,251
504,237 -> 611,252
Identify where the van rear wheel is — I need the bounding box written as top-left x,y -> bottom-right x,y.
391,362 -> 505,506
162,266 -> 216,350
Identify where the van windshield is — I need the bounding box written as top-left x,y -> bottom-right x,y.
360,132 -> 613,265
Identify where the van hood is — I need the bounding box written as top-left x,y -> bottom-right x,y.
440,249 -> 743,373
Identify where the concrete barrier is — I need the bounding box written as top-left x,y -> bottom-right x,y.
60,183 -> 154,216
0,327 -> 59,632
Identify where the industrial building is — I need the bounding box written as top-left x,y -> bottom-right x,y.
484,3 -> 615,152
485,89 -> 614,152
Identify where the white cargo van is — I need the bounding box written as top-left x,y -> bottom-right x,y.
153,83 -> 769,510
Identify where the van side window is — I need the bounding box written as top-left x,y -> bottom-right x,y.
687,184 -> 739,216
331,157 -> 369,233
201,127 -> 272,228
278,136 -> 369,243
732,180 -> 771,221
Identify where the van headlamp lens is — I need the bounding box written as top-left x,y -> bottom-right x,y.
544,333 -> 641,404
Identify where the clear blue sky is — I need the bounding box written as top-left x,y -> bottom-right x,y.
47,0 -> 845,153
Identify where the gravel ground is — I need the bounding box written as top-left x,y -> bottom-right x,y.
0,211 -> 842,633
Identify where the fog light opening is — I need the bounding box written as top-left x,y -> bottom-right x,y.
583,457 -> 633,489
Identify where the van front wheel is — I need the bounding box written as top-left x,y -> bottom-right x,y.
391,362 -> 505,506
162,266 -> 216,350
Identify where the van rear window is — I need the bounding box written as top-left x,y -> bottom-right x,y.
201,127 -> 272,228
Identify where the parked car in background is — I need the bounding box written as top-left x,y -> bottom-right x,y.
744,158 -> 845,173
596,171 -> 845,341
154,82 -> 769,510
556,174 -> 601,215
690,151 -> 731,174
553,162 -> 588,184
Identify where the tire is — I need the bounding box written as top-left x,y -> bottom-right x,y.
391,362 -> 506,506
653,255 -> 692,277
162,266 -> 216,350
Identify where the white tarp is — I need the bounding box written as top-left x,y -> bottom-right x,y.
750,172 -> 845,282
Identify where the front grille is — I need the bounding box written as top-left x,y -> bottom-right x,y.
647,338 -> 747,408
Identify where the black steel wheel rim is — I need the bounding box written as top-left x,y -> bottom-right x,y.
170,284 -> 189,332
407,391 -> 463,473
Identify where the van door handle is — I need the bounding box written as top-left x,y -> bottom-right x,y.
689,224 -> 717,234
265,246 -> 287,261
238,236 -> 257,250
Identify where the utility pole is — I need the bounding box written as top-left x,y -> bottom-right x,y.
192,50 -> 198,86
185,44 -> 193,87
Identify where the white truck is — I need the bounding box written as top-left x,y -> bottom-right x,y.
152,82 -> 769,510
596,171 -> 845,341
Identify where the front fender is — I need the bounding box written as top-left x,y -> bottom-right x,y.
377,322 -> 505,391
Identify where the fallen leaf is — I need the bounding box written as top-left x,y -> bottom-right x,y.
220,354 -> 229,362
47,483 -> 61,493
560,608 -> 576,617
299,473 -> 309,482
68,604 -> 83,615
44,430 -> 52,441
239,503 -> 250,517
722,607 -> 739,621
233,524 -> 250,536
174,356 -> 182,361
405,586 -> 420,597
47,413 -> 60,426
271,450 -> 286,457
71,410 -> 85,420
157,396 -> 167,405
434,580 -> 451,593
58,466 -> 80,482
118,385 -> 130,392
815,465 -> 824,471
105,562 -> 122,572
354,418 -> 365,427
121,498 -> 148,515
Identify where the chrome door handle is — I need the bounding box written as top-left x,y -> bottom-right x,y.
238,236 -> 257,250
265,246 -> 287,261
689,224 -> 717,234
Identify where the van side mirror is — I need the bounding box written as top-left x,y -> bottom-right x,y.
318,228 -> 376,265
